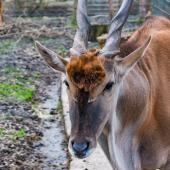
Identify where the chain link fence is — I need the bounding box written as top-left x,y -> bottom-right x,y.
152,0 -> 170,19
4,0 -> 72,17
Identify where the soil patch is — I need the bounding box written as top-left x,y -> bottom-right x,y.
0,13 -> 75,169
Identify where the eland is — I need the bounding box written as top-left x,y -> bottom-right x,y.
36,0 -> 170,169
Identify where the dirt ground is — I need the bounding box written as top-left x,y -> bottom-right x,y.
0,10 -> 75,170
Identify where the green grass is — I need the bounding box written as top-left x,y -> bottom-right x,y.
1,66 -> 38,102
0,39 -> 16,55
0,83 -> 35,101
57,45 -> 67,57
37,37 -> 52,45
3,66 -> 21,74
0,128 -> 5,138
56,100 -> 63,115
70,15 -> 77,28
3,67 -> 23,80
0,115 -> 12,121
35,37 -> 68,57
33,71 -> 41,79
128,17 -> 145,24
0,128 -> 27,140
12,128 -> 26,139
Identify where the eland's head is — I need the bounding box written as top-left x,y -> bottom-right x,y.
36,0 -> 151,159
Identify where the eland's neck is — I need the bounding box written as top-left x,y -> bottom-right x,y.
107,66 -> 149,170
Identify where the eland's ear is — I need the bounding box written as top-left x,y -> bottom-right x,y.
115,36 -> 151,76
35,41 -> 68,73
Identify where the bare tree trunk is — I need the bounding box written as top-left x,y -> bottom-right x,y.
73,0 -> 78,12
108,0 -> 114,19
139,0 -> 151,18
108,0 -> 121,19
72,0 -> 78,25
0,0 -> 4,26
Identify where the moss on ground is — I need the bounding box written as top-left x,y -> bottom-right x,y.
35,37 -> 68,57
0,83 -> 35,101
0,128 -> 5,138
56,100 -> 63,114
0,39 -> 16,55
0,66 -> 41,102
57,45 -> 67,57
0,127 -> 27,140
12,128 -> 26,139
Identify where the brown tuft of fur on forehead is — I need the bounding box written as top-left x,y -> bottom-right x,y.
67,49 -> 106,90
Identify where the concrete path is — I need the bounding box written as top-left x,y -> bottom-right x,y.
61,75 -> 112,170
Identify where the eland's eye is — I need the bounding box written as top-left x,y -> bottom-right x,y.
104,82 -> 114,91
64,80 -> 69,88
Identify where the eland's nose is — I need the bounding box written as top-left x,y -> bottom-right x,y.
72,141 -> 89,153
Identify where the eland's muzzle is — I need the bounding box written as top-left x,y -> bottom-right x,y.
69,138 -> 94,159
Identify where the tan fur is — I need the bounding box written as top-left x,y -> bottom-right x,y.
0,0 -> 4,26
117,16 -> 170,169
37,16 -> 170,169
67,16 -> 170,169
66,49 -> 106,91
120,16 -> 170,57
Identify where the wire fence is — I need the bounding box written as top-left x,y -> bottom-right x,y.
3,0 -> 170,19
2,0 -> 170,40
152,0 -> 170,18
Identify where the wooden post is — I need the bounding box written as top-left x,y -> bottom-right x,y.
72,0 -> 78,25
108,0 -> 114,19
0,0 -> 4,26
108,0 -> 121,19
139,0 -> 151,18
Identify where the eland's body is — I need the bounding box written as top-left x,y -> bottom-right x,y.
36,0 -> 170,169
104,16 -> 170,170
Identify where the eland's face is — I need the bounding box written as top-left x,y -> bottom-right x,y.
65,49 -> 119,158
